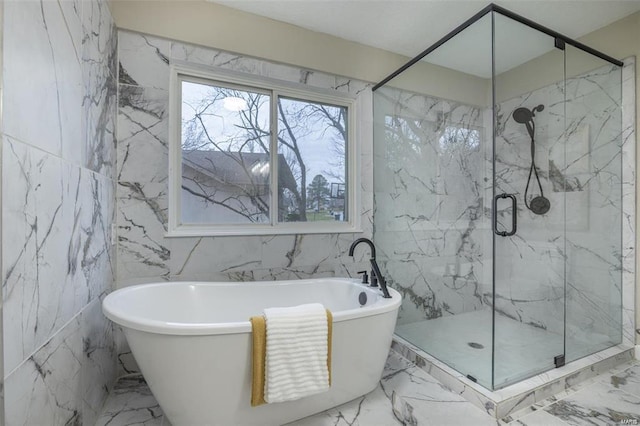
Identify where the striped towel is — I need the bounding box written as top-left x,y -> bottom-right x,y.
263,303 -> 331,403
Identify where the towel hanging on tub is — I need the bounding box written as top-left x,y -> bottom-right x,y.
250,303 -> 333,406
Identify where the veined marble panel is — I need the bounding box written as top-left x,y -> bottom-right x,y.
3,1 -> 117,423
81,298 -> 117,426
117,86 -> 169,183
5,316 -> 83,426
170,41 -> 371,97
117,181 -> 170,280
373,86 -> 491,325
82,0 -> 118,178
2,136 -> 115,374
118,32 -> 170,90
3,0 -> 83,160
3,138 -> 68,373
4,300 -> 116,426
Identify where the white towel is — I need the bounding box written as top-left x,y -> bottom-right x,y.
264,303 -> 330,403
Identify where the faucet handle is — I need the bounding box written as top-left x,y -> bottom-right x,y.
370,271 -> 379,288
356,270 -> 369,284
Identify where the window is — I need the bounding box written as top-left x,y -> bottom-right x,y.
168,66 -> 358,236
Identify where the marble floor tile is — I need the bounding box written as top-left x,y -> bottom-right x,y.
510,410 -> 571,426
542,381 -> 640,426
96,353 -> 640,426
286,351 -> 496,426
95,376 -> 166,426
607,364 -> 640,398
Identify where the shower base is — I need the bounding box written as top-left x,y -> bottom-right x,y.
392,317 -> 633,418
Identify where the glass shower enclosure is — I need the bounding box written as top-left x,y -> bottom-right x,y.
373,4 -> 623,390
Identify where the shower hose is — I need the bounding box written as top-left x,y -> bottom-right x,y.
524,120 -> 545,211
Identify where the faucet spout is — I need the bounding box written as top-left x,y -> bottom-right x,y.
348,237 -> 376,259
348,238 -> 392,299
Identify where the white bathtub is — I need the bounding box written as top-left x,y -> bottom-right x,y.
102,278 -> 401,426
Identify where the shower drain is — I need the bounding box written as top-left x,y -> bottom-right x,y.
467,342 -> 484,349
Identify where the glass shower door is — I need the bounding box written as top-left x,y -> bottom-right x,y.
492,13 -> 567,389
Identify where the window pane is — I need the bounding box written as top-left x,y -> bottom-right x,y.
277,97 -> 347,223
180,80 -> 271,224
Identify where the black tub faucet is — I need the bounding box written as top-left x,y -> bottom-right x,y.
348,238 -> 392,298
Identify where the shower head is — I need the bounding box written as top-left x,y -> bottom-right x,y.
512,107 -> 532,124
512,104 -> 545,124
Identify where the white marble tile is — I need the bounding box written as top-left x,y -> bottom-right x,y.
606,364 -> 640,398
75,169 -> 115,302
170,40 -> 371,97
510,410 -> 571,426
3,139 -> 67,372
115,326 -> 140,377
4,0 -> 82,159
119,32 -> 170,90
2,1 -> 117,426
169,236 -> 262,280
95,376 -> 164,426
543,382 -> 640,425
81,298 -> 117,426
82,0 -> 117,77
2,137 -> 37,372
3,139 -> 116,372
59,0 -> 84,55
260,234 -> 341,269
82,0 -> 118,178
117,181 -> 170,281
117,86 -> 169,183
82,60 -> 117,178
391,335 -> 635,420
4,317 -> 82,426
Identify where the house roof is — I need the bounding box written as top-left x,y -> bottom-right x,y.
182,150 -> 298,192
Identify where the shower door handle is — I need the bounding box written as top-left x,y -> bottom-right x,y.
493,193 -> 517,237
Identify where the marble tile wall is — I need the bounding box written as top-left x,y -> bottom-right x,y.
2,0 -> 117,425
373,88 -> 491,325
373,58 -> 634,370
115,30 -> 374,374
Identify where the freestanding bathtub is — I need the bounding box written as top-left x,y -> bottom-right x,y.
102,278 -> 401,426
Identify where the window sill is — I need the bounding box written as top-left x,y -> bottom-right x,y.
165,224 -> 363,237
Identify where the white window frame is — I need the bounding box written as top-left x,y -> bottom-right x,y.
167,64 -> 361,237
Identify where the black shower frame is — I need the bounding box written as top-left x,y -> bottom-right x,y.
372,2 -> 624,390
372,3 -> 623,91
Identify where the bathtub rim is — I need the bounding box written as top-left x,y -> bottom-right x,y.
103,278 -> 401,336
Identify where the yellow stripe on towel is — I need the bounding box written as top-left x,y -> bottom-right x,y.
250,310 -> 333,407
250,316 -> 267,407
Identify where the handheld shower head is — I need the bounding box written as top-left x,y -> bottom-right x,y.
512,107 -> 532,124
513,104 -> 545,124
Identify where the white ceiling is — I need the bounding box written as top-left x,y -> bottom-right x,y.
212,0 -> 640,62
